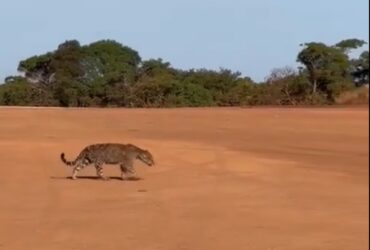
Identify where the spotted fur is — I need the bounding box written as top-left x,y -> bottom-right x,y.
60,143 -> 155,180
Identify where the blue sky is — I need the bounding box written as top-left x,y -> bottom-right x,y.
0,0 -> 368,82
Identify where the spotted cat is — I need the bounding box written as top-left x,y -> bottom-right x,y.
60,143 -> 155,180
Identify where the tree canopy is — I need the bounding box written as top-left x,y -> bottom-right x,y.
1,38 -> 368,107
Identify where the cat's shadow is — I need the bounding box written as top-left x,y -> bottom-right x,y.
50,176 -> 142,181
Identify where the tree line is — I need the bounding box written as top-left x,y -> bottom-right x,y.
0,38 -> 368,107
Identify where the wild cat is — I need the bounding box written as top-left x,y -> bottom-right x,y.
60,143 -> 155,180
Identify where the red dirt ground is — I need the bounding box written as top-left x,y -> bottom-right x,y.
0,107 -> 368,250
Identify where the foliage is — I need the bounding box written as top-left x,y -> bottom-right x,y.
351,51 -> 369,86
335,85 -> 369,105
297,42 -> 349,94
297,39 -> 367,102
335,39 -> 367,53
1,38 -> 368,107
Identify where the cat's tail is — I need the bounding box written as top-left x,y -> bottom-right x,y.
60,153 -> 77,166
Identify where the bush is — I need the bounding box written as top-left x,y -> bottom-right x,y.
165,82 -> 214,107
0,81 -> 31,105
305,92 -> 330,105
335,85 -> 369,104
1,38 -> 367,108
326,81 -> 356,102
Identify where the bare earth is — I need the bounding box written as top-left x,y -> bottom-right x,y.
0,107 -> 368,250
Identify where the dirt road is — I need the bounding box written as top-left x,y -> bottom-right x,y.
0,107 -> 368,250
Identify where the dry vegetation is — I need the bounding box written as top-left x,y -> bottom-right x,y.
336,85 -> 369,104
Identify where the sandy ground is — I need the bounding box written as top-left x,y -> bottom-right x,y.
0,107 -> 368,250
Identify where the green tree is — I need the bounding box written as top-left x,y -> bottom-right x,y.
181,68 -> 251,105
297,39 -> 367,100
15,39 -> 142,107
297,42 -> 349,95
84,40 -> 141,84
2,37 -> 366,108
0,80 -> 31,105
164,82 -> 214,107
351,51 -> 369,85
335,39 -> 367,53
